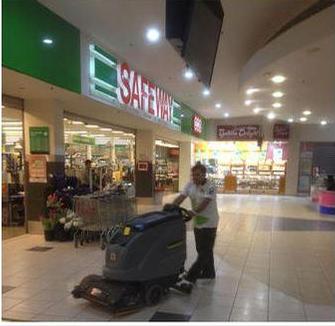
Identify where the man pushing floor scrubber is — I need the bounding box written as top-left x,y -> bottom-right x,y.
72,162 -> 218,313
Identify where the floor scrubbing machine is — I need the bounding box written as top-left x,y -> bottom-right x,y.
72,205 -> 192,313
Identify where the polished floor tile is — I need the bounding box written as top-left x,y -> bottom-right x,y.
2,194 -> 335,322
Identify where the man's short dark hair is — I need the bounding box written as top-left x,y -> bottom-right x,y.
192,161 -> 206,174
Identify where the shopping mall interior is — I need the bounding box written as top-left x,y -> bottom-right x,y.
2,0 -> 335,323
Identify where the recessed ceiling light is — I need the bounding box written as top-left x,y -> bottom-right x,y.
146,27 -> 160,43
320,120 -> 327,125
272,102 -> 282,108
100,128 -> 112,131
85,124 -> 99,128
300,117 -> 307,122
303,110 -> 312,116
72,121 -> 84,125
272,91 -> 284,98
224,113 -> 229,117
180,114 -> 184,118
203,88 -> 210,96
267,112 -> 276,120
63,118 -> 68,121
253,107 -> 261,114
271,75 -> 286,83
244,100 -> 252,106
246,88 -> 259,95
215,103 -> 221,108
43,38 -> 53,45
184,68 -> 194,80
288,118 -> 294,123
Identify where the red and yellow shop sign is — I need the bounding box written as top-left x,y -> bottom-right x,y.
116,62 -> 173,123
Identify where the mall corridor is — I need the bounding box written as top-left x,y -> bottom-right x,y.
2,194 -> 335,322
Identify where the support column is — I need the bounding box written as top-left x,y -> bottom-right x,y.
135,130 -> 155,198
23,99 -> 65,233
179,142 -> 192,192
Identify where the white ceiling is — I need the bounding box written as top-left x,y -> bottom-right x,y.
35,0 -> 331,123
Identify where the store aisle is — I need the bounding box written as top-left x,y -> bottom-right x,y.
2,195 -> 335,322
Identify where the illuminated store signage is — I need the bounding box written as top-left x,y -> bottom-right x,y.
217,125 -> 260,140
116,62 -> 173,123
88,44 -> 181,129
273,124 -> 289,141
192,114 -> 203,135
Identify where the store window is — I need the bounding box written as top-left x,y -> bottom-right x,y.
2,106 -> 26,239
195,141 -> 287,194
155,139 -> 179,193
64,116 -> 135,192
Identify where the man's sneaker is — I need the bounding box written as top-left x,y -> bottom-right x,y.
172,278 -> 193,294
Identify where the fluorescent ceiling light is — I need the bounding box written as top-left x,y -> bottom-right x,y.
2,122 -> 22,126
85,124 -> 99,128
72,121 -> 84,125
320,120 -> 327,125
43,38 -> 53,45
100,128 -> 112,131
244,100 -> 252,106
2,127 -> 23,131
267,112 -> 276,120
271,75 -> 286,83
65,131 -> 87,134
303,110 -> 312,116
272,102 -> 282,108
215,103 -> 221,108
184,68 -> 194,80
203,89 -> 210,96
288,118 -> 294,123
146,27 -> 160,43
246,88 -> 259,95
300,117 -> 307,122
93,134 -> 105,137
272,91 -> 284,98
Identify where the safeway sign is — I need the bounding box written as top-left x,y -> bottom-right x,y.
116,62 -> 173,123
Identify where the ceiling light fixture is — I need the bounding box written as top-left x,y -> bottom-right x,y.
224,113 -> 229,118
203,88 -> 210,96
146,27 -> 160,43
85,124 -> 99,128
184,68 -> 194,80
43,38 -> 53,45
246,88 -> 259,95
320,120 -> 327,125
303,110 -> 312,116
72,121 -> 84,125
100,128 -> 112,131
267,112 -> 276,120
180,114 -> 184,118
272,91 -> 284,98
272,102 -> 282,108
244,100 -> 252,106
215,103 -> 221,108
271,75 -> 286,83
300,117 -> 307,122
253,107 -> 261,114
288,118 -> 294,123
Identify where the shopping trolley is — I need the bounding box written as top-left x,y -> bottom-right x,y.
73,192 -> 137,248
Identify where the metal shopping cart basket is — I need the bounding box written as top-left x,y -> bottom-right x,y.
73,193 -> 137,248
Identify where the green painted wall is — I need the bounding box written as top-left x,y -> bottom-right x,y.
2,0 -> 81,93
180,103 -> 207,140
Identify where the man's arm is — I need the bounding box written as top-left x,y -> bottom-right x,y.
191,198 -> 211,215
173,194 -> 187,206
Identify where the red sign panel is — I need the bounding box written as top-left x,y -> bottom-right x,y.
217,125 -> 260,140
192,114 -> 203,135
273,124 -> 289,140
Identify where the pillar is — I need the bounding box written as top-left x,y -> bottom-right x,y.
179,142 -> 192,192
135,130 -> 155,197
23,99 -> 65,233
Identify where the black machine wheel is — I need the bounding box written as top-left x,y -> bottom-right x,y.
72,285 -> 82,298
144,284 -> 164,306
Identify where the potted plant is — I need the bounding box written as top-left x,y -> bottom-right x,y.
41,217 -> 55,241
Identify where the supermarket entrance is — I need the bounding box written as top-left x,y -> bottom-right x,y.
194,141 -> 287,194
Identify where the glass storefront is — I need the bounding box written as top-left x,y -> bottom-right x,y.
2,106 -> 26,239
195,141 -> 287,194
64,116 -> 135,191
154,139 -> 179,193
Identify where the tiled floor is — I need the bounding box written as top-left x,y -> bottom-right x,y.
2,194 -> 335,322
